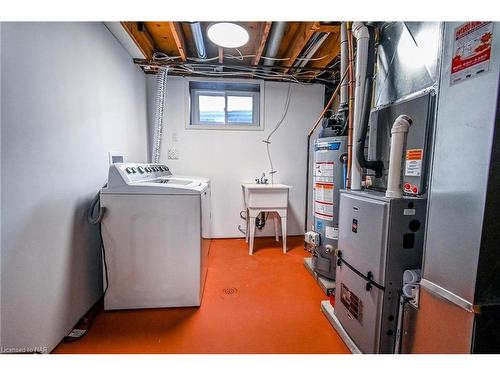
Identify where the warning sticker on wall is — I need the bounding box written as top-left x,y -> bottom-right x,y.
315,162 -> 334,177
405,149 -> 423,177
451,22 -> 493,85
314,183 -> 334,203
325,226 -> 339,240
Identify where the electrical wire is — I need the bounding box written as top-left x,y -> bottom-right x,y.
263,83 -> 293,184
151,51 -> 337,84
87,185 -> 109,297
154,50 -> 333,64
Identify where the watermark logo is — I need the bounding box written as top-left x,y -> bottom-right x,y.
1,346 -> 48,354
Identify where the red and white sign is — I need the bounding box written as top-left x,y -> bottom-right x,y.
450,22 -> 493,85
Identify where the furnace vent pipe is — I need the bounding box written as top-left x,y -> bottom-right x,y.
350,22 -> 370,190
339,22 -> 348,109
189,22 -> 207,58
263,22 -> 288,66
385,115 -> 413,199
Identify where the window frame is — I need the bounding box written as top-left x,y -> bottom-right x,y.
187,78 -> 264,131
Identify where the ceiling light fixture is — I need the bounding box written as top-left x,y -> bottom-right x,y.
207,22 -> 249,49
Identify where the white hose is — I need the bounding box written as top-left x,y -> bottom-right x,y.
264,83 -> 293,184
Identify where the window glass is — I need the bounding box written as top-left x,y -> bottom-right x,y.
227,96 -> 253,124
199,95 -> 225,123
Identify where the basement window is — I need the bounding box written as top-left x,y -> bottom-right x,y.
189,80 -> 262,130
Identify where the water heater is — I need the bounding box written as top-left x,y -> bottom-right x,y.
311,136 -> 347,279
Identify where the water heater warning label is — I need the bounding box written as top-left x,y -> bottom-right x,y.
315,162 -> 334,177
314,201 -> 333,219
314,183 -> 334,203
451,22 -> 493,85
405,149 -> 423,177
325,226 -> 339,240
314,182 -> 334,219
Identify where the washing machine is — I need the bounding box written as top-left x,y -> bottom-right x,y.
100,163 -> 211,310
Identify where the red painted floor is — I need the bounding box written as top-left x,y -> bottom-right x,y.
53,236 -> 349,354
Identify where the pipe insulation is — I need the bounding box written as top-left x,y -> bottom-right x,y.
385,115 -> 413,198
263,22 -> 288,66
340,22 -> 348,108
350,22 -> 370,190
151,68 -> 169,164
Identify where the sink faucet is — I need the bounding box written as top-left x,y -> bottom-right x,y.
255,173 -> 268,184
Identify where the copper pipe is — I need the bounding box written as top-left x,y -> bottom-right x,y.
346,21 -> 355,189
304,68 -> 349,234
307,68 -> 349,137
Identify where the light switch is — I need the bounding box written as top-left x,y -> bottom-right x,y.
168,149 -> 179,160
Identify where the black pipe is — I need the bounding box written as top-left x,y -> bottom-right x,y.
355,26 -> 384,178
304,133 -> 312,238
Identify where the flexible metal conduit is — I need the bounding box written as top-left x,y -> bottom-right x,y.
151,68 -> 168,163
189,22 -> 207,58
263,22 -> 288,66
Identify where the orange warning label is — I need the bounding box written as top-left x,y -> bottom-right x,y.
406,149 -> 423,161
314,183 -> 334,189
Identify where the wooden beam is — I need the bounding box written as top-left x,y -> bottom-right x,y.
316,25 -> 341,33
308,30 -> 341,70
121,22 -> 155,59
252,22 -> 273,65
284,22 -> 320,72
168,22 -> 187,61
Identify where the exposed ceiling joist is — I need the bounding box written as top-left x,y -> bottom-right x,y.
121,22 -> 155,59
252,22 -> 273,66
308,26 -> 341,69
168,22 -> 187,61
316,25 -> 341,33
123,21 -> 342,84
283,22 -> 320,72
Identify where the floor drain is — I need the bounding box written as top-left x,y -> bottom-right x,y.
222,287 -> 238,295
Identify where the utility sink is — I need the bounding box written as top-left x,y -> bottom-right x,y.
242,183 -> 292,255
242,183 -> 292,209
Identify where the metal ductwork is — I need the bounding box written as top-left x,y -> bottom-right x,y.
189,22 -> 207,58
263,22 -> 288,66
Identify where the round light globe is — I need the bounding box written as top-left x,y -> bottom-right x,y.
207,22 -> 249,49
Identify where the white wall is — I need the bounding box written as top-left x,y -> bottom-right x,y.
149,75 -> 324,238
1,22 -> 149,352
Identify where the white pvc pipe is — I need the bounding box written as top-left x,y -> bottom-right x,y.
350,22 -> 369,190
386,115 -> 413,198
340,22 -> 348,108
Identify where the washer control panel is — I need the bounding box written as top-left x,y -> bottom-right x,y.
108,163 -> 172,186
